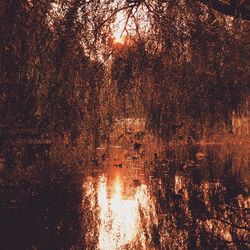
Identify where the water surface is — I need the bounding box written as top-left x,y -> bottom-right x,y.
0,138 -> 249,249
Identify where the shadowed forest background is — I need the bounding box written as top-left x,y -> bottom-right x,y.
1,0 -> 249,148
0,1 -> 250,249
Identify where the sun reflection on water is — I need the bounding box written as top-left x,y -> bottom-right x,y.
98,175 -> 139,250
83,173 -> 158,250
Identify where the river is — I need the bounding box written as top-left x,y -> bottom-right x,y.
0,127 -> 249,249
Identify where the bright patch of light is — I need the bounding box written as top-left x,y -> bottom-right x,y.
83,172 -> 159,249
113,11 -> 127,44
98,175 -> 139,250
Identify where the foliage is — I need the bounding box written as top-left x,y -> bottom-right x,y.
0,0 -> 249,145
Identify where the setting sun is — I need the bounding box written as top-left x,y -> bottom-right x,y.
112,11 -> 127,44
113,35 -> 126,45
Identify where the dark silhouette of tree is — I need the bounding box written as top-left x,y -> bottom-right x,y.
199,0 -> 250,20
1,0 -> 249,143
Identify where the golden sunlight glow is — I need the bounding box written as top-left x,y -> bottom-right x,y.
83,173 -> 158,249
113,35 -> 126,45
113,11 -> 126,44
98,175 -> 139,250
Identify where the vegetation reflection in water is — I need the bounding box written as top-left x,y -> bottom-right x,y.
84,174 -> 158,250
82,140 -> 249,250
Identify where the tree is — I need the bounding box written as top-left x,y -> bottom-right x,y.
199,0 -> 250,20
125,0 -> 250,20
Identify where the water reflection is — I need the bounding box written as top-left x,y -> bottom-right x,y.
0,128 -> 249,249
98,175 -> 139,249
82,141 -> 249,250
84,173 -> 158,250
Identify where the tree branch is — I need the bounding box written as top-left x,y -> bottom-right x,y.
198,0 -> 250,20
